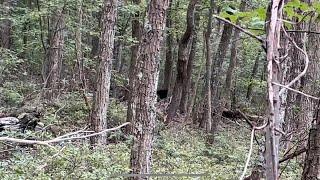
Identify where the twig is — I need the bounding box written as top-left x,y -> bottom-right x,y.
54,103 -> 67,119
0,122 -> 130,147
273,82 -> 319,100
279,146 -> 307,164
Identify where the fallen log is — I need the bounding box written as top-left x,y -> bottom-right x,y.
0,111 -> 42,132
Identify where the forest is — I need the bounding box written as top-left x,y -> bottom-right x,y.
1,0 -> 320,179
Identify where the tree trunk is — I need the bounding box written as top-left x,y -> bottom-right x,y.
0,0 -> 12,49
210,19 -> 233,133
89,0 -> 118,145
224,0 -> 246,108
162,0 -> 173,92
202,0 -> 214,132
126,0 -> 142,128
128,0 -> 168,178
168,0 -> 198,120
90,9 -> 101,58
264,1 -> 284,179
302,100 -> 320,180
43,8 -> 65,100
246,50 -> 262,101
74,0 -> 89,108
180,8 -> 200,114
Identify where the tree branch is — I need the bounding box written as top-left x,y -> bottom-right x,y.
212,15 -> 265,44
273,82 -> 319,100
0,122 -> 130,147
279,147 -> 307,164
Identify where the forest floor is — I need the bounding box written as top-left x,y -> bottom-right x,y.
0,82 -> 302,179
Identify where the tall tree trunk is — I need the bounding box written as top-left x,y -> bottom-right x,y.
224,0 -> 246,108
210,19 -> 233,133
162,0 -> 173,92
302,100 -> 320,180
74,0 -> 89,108
128,0 -> 168,177
180,8 -> 200,114
301,12 -> 320,180
202,0 -> 214,132
43,8 -> 65,100
264,1 -> 284,179
168,0 -> 198,120
89,0 -> 118,145
246,50 -> 262,101
0,0 -> 12,49
126,0 -> 142,130
90,8 -> 101,58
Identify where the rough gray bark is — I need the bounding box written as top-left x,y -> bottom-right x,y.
89,0 -> 117,145
128,0 -> 168,178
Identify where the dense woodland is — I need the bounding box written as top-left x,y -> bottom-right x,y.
1,0 -> 320,179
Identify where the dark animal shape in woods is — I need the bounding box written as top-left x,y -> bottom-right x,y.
157,89 -> 168,100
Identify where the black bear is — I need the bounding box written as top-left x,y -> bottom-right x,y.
156,89 -> 168,100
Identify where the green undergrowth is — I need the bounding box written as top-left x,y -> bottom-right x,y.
0,87 -> 302,179
0,124 -> 302,179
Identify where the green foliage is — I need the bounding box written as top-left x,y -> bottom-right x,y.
0,125 -> 302,179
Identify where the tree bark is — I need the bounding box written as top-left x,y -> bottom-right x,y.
224,0 -> 246,107
127,0 -> 142,128
302,99 -> 320,180
168,0 -> 198,120
162,0 -> 173,92
0,0 -> 12,49
264,1 -> 284,179
210,18 -> 233,133
180,8 -> 200,114
246,50 -> 262,101
42,8 -> 65,100
128,0 -> 168,178
202,0 -> 214,132
89,0 -> 118,145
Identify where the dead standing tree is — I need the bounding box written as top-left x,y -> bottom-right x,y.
264,0 -> 284,179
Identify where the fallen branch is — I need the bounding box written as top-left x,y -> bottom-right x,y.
0,122 -> 130,147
